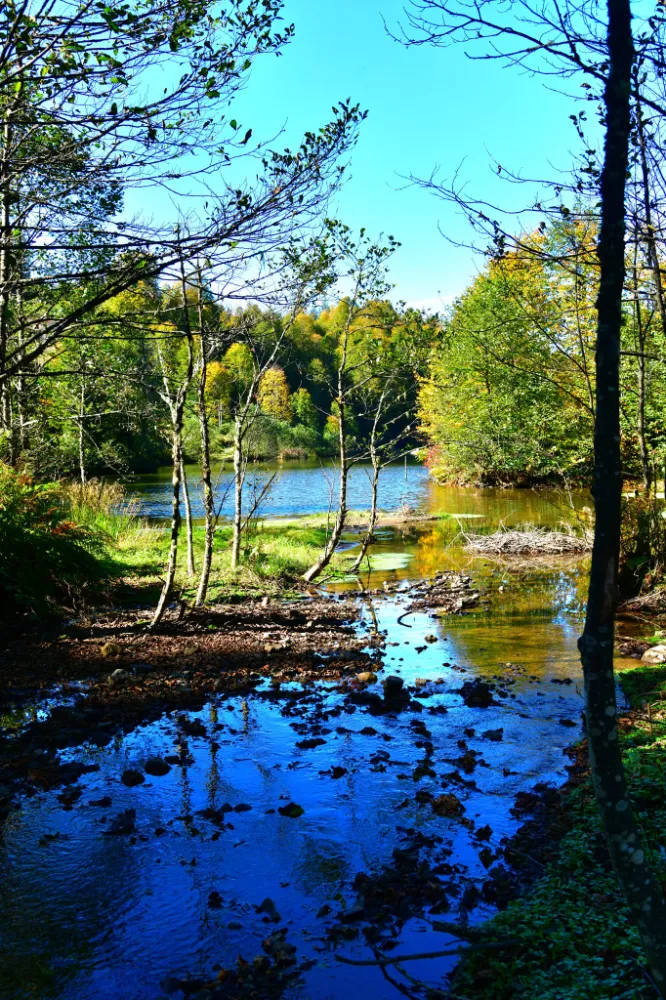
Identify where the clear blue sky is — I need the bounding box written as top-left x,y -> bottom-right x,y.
225,0 -> 593,309
135,0 -> 598,310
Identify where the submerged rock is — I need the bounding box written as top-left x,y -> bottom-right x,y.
121,768 -> 144,787
144,757 -> 171,777
432,793 -> 464,818
104,808 -> 136,835
256,897 -> 281,923
457,679 -> 497,708
278,802 -> 304,818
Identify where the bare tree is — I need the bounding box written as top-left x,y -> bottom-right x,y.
303,225 -> 397,583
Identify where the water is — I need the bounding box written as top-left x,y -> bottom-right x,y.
126,460 -> 430,520
0,480 -> 598,1000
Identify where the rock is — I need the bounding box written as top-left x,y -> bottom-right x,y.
340,896 -> 366,923
104,808 -> 136,835
278,802 -> 304,818
208,890 -> 223,909
356,672 -> 377,684
482,728 -> 504,741
256,897 -> 281,922
424,634 -> 438,643
89,795 -> 112,808
642,644 -> 666,664
317,904 -> 332,918
330,766 -> 347,779
457,679 -> 497,708
107,668 -> 130,688
296,737 -> 326,750
121,768 -> 145,787
227,921 -> 243,930
101,642 -> 122,658
432,793 -> 464,818
383,675 -> 404,696
144,757 -> 171,777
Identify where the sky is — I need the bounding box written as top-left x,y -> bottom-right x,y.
221,0 -> 598,310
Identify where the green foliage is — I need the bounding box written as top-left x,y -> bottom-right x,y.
0,465 -> 110,616
291,387 -> 320,430
420,224 -> 597,484
619,496 -> 666,595
456,715 -> 666,999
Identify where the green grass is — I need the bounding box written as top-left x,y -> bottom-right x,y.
107,517 -> 349,603
452,664 -> 666,1000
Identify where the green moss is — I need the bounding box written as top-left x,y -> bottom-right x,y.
616,663 -> 666,707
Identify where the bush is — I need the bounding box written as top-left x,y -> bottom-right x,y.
619,496 -> 666,595
0,465 -> 110,616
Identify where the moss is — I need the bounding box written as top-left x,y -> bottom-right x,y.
616,663 -> 666,706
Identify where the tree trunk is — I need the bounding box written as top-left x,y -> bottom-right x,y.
351,400 -> 384,574
231,415 -> 243,571
632,265 -> 650,492
151,256 -> 194,627
578,3 -> 666,991
151,409 -> 185,627
78,382 -> 86,487
195,287 -> 215,607
303,345 -> 349,583
181,456 -> 195,577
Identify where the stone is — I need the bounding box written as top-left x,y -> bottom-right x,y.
104,808 -> 136,835
383,675 -> 404,696
432,793 -> 464,818
641,644 -> 666,664
278,802 -> 304,818
256,897 -> 281,922
101,642 -> 122,658
121,768 -> 144,787
107,668 -> 130,688
356,671 -> 377,684
482,728 -> 504,741
144,757 -> 171,777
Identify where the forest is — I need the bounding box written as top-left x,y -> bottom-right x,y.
4,2 -> 666,1000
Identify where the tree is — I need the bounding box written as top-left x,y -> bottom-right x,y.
402,0 -> 666,986
303,224 -> 398,583
258,367 -> 292,422
291,387 -> 320,430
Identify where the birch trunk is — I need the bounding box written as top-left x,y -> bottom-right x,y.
181,456 -> 195,576
195,285 -> 215,607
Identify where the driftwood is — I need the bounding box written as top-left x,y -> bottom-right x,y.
464,528 -> 591,556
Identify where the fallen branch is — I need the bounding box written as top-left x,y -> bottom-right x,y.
335,939 -> 518,967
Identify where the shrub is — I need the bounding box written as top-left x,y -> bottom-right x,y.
619,495 -> 666,595
0,465 -> 109,616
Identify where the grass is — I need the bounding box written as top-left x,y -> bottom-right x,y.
451,662 -> 666,1000
108,517 -> 349,604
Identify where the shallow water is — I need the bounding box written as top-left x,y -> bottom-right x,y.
0,528 -> 593,1000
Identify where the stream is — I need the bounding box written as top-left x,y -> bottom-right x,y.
0,471 -> 612,1000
